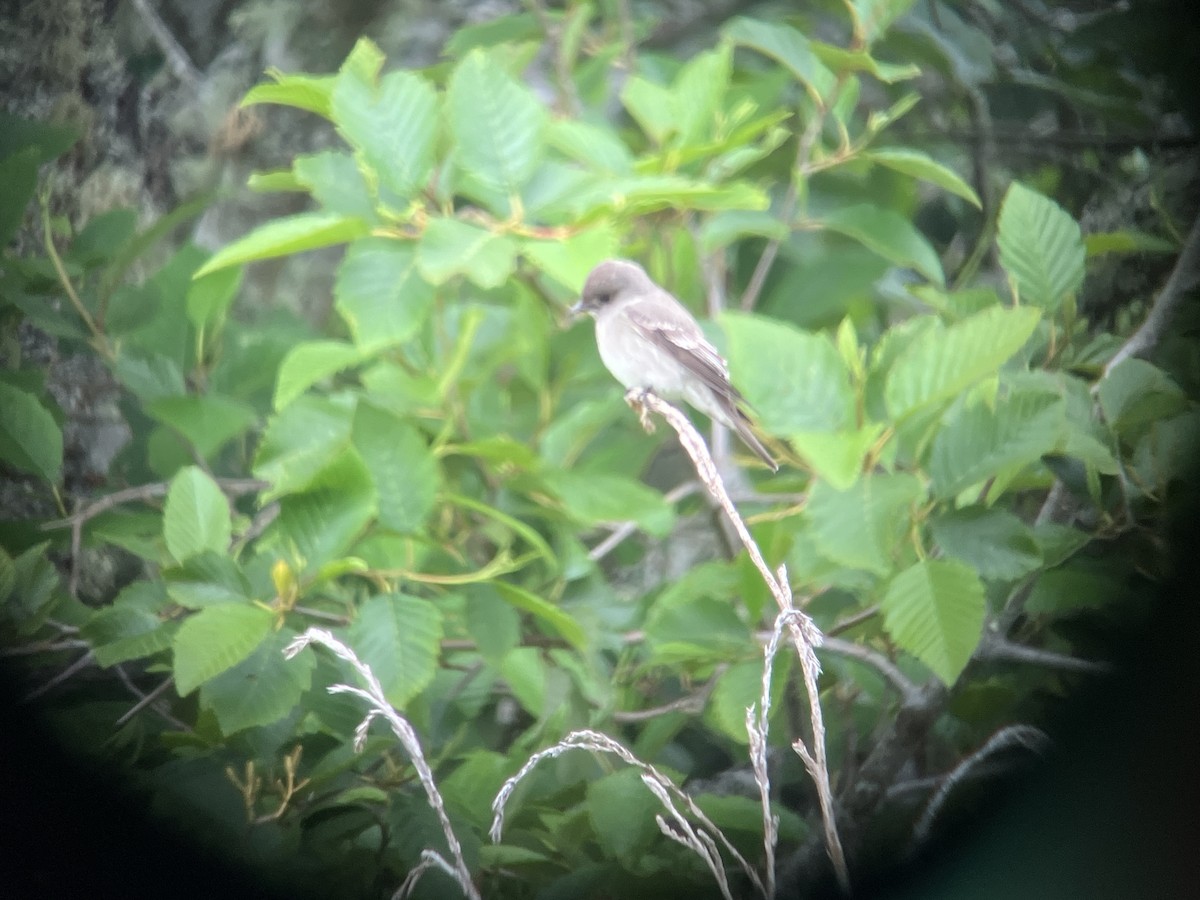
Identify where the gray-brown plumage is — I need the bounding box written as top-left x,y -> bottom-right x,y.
571,259 -> 778,472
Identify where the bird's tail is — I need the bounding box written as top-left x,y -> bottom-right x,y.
732,408 -> 779,472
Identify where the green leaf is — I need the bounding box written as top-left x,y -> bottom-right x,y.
700,210 -> 789,253
545,120 -> 633,174
446,49 -> 546,205
710,658 -> 788,744
0,148 -> 41,247
200,628 -> 314,734
499,646 -> 547,716
193,213 -> 370,277
146,394 -> 258,459
522,225 -> 618,292
493,581 -> 587,652
724,17 -> 836,101
720,311 -> 854,433
348,593 -> 443,708
273,340 -> 364,410
586,769 -> 661,862
807,474 -> 924,575
929,388 -> 1065,498
334,238 -> 435,351
931,507 -> 1042,581
163,552 -> 252,608
293,151 -> 377,221
0,111 -> 81,162
541,470 -> 674,537
332,67 -> 437,204
0,383 -> 62,482
163,466 -> 232,563
253,395 -> 355,499
884,305 -> 1041,420
881,558 -> 985,684
173,603 -> 275,695
866,148 -> 981,207
809,41 -> 919,82
272,451 -> 377,570
997,182 -> 1085,312
791,424 -> 885,490
850,0 -> 918,45
352,402 -> 439,533
820,204 -> 945,286
83,582 -> 175,667
1097,358 -> 1188,439
673,44 -> 731,145
569,174 -> 768,216
241,72 -> 335,118
465,587 -> 521,666
620,76 -> 676,145
1084,230 -> 1176,257
417,217 -> 517,288
186,265 -> 243,330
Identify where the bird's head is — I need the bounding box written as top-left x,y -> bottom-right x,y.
569,259 -> 652,318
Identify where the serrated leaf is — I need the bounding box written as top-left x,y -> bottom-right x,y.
1097,358 -> 1187,436
545,120 -> 633,174
931,507 -> 1042,581
821,204 -> 945,286
541,470 -> 674,537
193,213 -> 369,278
881,558 -> 984,684
709,658 -> 787,745
163,466 -> 232,563
446,49 -> 546,206
724,17 -> 836,100
273,340 -> 363,410
146,394 -> 258,459
293,151 -> 377,220
997,182 -> 1085,312
253,395 -> 356,499
620,75 -> 676,145
807,474 -> 924,575
348,594 -> 442,708
173,604 -> 275,695
163,552 -> 253,608
720,311 -> 855,433
272,451 -> 377,570
417,217 -> 516,288
332,67 -> 437,204
673,45 -> 731,145
352,401 -> 439,533
866,148 -> 980,207
791,425 -> 884,490
499,646 -> 546,716
200,628 -> 314,733
587,769 -> 661,861
522,225 -> 618,292
929,389 -> 1065,497
884,305 -> 1041,420
465,587 -> 521,666
83,582 -> 174,667
335,238 -> 435,351
0,383 -> 62,482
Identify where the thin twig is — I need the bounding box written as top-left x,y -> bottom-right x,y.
1102,210 -> 1200,376
588,481 -> 701,561
976,635 -> 1111,675
909,724 -> 1050,852
128,0 -> 202,86
821,637 -> 922,704
114,675 -> 185,728
613,667 -> 724,723
23,650 -> 95,701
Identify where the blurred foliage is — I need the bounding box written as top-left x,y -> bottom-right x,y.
1,1 -> 1196,897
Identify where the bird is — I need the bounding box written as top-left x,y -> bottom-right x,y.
570,259 -> 778,472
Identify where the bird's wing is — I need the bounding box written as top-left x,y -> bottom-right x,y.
624,296 -> 745,404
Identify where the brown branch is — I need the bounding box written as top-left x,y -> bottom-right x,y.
821,637 -> 922,704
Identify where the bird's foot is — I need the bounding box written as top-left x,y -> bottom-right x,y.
624,387 -> 657,433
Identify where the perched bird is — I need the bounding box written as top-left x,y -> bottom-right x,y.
570,259 -> 778,472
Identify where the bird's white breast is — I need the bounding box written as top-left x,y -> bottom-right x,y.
594,308 -> 690,397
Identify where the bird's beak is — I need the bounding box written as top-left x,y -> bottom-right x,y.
567,299 -> 586,320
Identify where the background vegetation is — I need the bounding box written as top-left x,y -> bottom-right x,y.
2,1 -> 1197,898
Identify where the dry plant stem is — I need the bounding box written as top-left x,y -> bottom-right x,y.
284,629 -> 480,900
489,729 -> 765,900
627,388 -> 850,894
